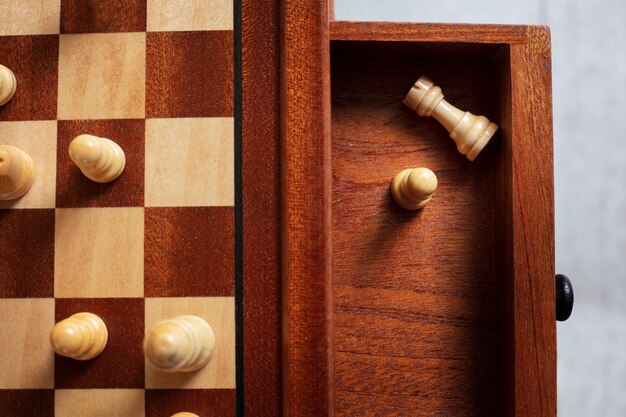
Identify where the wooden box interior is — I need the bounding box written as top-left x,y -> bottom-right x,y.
330,40 -> 511,416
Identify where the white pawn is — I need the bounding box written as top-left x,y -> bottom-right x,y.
50,312 -> 108,360
391,167 -> 437,210
171,413 -> 200,417
404,75 -> 498,161
145,315 -> 216,373
69,134 -> 125,183
0,64 -> 17,106
0,145 -> 35,200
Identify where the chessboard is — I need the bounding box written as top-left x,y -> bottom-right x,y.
0,1 -> 252,416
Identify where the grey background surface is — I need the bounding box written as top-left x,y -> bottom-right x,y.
335,1 -> 626,415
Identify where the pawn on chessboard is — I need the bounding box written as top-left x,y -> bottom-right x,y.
391,167 -> 438,210
50,312 -> 108,360
0,63 -> 17,106
69,134 -> 126,183
0,145 -> 35,201
145,315 -> 216,373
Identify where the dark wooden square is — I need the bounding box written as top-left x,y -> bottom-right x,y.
0,390 -> 54,417
146,31 -> 233,118
54,298 -> 144,388
61,0 -> 147,33
0,36 -> 58,121
56,119 -> 144,208
145,389 -> 235,417
144,207 -> 234,297
0,209 -> 54,298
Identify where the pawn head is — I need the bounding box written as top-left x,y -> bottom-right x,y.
50,320 -> 84,356
406,167 -> 438,198
145,321 -> 187,370
69,134 -> 103,166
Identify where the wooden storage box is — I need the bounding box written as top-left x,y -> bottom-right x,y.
282,8 -> 555,417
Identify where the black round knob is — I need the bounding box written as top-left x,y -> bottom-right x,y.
556,274 -> 573,321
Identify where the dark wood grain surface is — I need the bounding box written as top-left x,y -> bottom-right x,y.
506,26 -> 556,417
242,0 -> 282,415
0,35 -> 58,121
146,31 -> 233,118
330,21 -> 528,44
281,0 -> 334,416
145,389 -> 235,417
0,209 -> 55,298
0,390 -> 54,416
60,0 -> 147,33
332,40 -> 501,417
144,207 -> 234,297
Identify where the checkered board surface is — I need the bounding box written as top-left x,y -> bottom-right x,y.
0,1 -> 237,416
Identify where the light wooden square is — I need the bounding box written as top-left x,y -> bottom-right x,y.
55,389 -> 145,417
145,297 -> 235,388
147,0 -> 233,31
58,33 -> 146,120
145,118 -> 234,207
0,121 -> 56,209
0,0 -> 60,35
0,298 -> 54,388
54,208 -> 144,298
